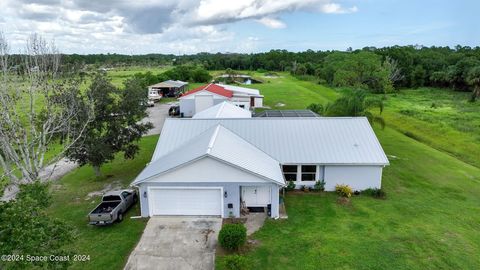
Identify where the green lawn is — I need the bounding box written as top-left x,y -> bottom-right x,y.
46,136 -> 157,270
218,127 -> 480,269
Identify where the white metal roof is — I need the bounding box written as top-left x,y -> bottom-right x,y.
193,101 -> 252,119
217,84 -> 261,96
149,80 -> 188,88
132,125 -> 284,185
152,117 -> 389,165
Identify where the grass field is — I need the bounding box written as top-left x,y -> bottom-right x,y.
381,88 -> 480,168
46,136 -> 157,270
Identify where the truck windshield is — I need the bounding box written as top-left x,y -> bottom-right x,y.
103,195 -> 121,201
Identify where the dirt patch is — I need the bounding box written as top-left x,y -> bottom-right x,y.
85,181 -> 122,200
222,217 -> 247,225
336,197 -> 351,205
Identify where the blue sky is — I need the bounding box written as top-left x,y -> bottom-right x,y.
0,0 -> 478,54
230,0 -> 479,52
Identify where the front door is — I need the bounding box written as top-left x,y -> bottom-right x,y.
242,186 -> 271,207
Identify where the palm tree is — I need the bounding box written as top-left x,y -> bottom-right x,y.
325,90 -> 385,128
466,66 -> 480,102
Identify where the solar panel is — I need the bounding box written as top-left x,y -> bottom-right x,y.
254,110 -> 318,117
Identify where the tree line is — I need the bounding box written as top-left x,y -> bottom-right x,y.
55,45 -> 480,100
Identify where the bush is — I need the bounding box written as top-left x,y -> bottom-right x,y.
363,188 -> 386,199
314,180 -> 325,191
218,223 -> 247,251
300,185 -> 308,192
285,181 -> 295,191
335,184 -> 352,198
223,255 -> 250,270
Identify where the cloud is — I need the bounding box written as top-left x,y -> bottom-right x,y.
320,3 -> 358,14
256,17 -> 286,29
0,0 -> 358,53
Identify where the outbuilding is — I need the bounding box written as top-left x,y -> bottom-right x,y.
178,83 -> 264,117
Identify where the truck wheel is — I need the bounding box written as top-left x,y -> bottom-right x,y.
117,212 -> 124,222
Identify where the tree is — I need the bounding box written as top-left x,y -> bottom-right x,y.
383,56 -> 404,88
306,103 -> 325,115
325,90 -> 385,128
466,66 -> 480,102
65,73 -> 152,176
0,33 -> 92,195
0,182 -> 75,269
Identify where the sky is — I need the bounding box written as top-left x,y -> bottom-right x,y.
0,0 -> 478,55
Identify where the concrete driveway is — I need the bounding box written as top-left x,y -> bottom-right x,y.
141,102 -> 172,136
124,217 -> 222,270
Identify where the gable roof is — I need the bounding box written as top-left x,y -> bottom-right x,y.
193,101 -> 252,119
179,84 -> 233,98
152,118 -> 389,165
132,125 -> 284,185
149,80 -> 187,88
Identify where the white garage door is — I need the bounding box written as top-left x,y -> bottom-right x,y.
149,188 -> 222,216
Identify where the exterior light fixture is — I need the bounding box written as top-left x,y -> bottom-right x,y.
143,191 -> 147,198
224,191 -> 228,198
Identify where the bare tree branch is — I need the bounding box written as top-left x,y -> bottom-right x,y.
0,32 -> 93,196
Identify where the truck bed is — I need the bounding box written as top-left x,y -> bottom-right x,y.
91,201 -> 121,214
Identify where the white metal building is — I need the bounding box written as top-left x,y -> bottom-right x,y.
178,84 -> 264,117
132,117 -> 389,219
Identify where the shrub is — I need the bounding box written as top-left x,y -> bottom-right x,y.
335,184 -> 352,198
314,180 -> 326,191
300,185 -> 307,192
363,188 -> 386,199
218,223 -> 247,251
285,181 -> 295,191
223,255 -> 250,270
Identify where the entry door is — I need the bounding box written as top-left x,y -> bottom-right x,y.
242,186 -> 271,207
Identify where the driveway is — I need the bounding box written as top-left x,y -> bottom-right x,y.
124,217 -> 222,270
141,102 -> 171,136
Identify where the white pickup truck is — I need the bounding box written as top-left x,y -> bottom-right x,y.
88,189 -> 137,225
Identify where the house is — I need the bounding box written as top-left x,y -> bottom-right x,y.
148,80 -> 188,100
178,83 -> 264,117
131,117 -> 389,219
193,101 -> 252,119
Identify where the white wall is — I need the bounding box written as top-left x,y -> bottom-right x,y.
179,99 -> 195,117
194,95 -> 214,114
150,157 -> 273,183
254,97 -> 263,107
324,165 -> 383,191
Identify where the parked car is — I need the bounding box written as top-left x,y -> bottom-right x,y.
88,189 -> 137,225
169,105 -> 180,116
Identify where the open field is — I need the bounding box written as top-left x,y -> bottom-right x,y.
46,136 -> 157,270
381,88 -> 480,168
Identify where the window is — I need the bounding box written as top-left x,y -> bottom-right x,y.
282,165 -> 297,182
239,105 -> 245,108
301,165 -> 316,181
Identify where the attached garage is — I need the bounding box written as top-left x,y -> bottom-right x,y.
148,187 -> 223,216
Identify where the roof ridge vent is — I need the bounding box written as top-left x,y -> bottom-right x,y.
206,125 -> 221,154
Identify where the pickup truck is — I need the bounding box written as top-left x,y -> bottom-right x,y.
88,189 -> 137,225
